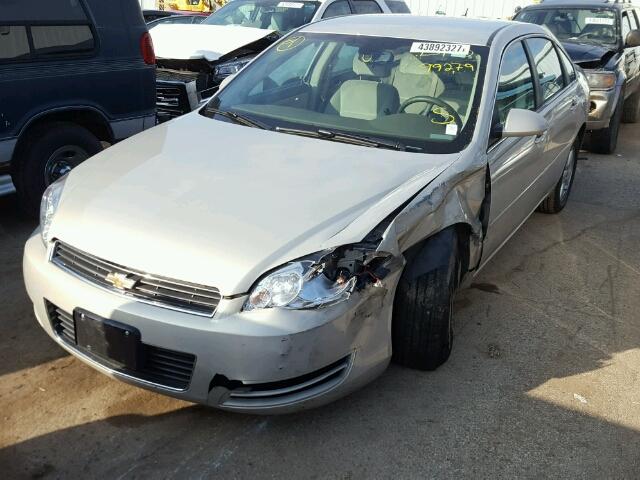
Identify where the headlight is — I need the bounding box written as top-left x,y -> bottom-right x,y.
586,72 -> 616,90
40,175 -> 67,244
244,256 -> 358,311
215,56 -> 254,78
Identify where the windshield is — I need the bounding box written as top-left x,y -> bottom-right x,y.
203,0 -> 320,33
206,33 -> 488,154
517,8 -> 619,46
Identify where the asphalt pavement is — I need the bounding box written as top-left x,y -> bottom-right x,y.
1,124 -> 640,479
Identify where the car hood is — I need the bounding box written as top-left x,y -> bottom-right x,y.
51,113 -> 459,295
561,41 -> 616,67
150,24 -> 274,62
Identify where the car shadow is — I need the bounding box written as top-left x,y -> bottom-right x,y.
0,194 -> 68,378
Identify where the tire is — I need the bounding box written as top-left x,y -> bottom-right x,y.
623,90 -> 640,124
538,143 -> 577,214
589,96 -> 623,154
392,228 -> 459,371
12,122 -> 102,217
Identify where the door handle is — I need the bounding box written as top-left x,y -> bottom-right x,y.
570,99 -> 578,109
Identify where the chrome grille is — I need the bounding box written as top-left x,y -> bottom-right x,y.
156,82 -> 192,122
51,241 -> 222,316
46,302 -> 196,390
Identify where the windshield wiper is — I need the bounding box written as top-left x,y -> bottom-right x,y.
275,127 -> 418,152
205,107 -> 269,130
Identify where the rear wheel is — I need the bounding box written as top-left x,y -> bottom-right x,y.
392,228 -> 459,371
13,122 -> 102,217
538,143 -> 577,214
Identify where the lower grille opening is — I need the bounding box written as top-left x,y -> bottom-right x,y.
47,301 -> 196,390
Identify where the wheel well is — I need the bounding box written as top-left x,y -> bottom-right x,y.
12,109 -> 113,170
577,123 -> 587,149
402,223 -> 472,288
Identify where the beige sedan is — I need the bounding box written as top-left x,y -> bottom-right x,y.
24,14 -> 588,413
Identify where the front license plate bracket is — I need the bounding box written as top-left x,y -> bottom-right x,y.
74,309 -> 142,370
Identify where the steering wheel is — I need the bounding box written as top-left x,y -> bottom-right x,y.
398,95 -> 463,131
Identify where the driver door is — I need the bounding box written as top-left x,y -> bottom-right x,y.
482,40 -> 546,264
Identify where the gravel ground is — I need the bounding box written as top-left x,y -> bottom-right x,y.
1,124 -> 639,479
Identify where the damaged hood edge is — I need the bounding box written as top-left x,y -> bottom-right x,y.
323,156 -> 460,253
150,24 -> 275,62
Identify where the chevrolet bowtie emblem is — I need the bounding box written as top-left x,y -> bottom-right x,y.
105,272 -> 137,290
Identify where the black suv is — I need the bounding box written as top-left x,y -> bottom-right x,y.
516,0 -> 640,153
0,0 -> 156,214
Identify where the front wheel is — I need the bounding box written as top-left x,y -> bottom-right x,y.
13,122 -> 102,217
392,228 -> 459,371
538,143 -> 577,214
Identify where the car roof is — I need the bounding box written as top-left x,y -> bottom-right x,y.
301,14 -> 545,46
522,0 -> 627,10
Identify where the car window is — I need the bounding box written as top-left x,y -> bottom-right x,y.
386,1 -> 411,14
526,38 -> 566,104
329,44 -> 359,74
4,0 -> 88,22
323,0 -> 352,18
204,0 -> 320,33
494,41 -> 536,129
0,26 -> 30,60
517,8 -> 618,47
250,40 -> 317,93
629,10 -> 639,30
622,13 -> 632,40
210,32 -> 489,154
31,25 -> 95,56
352,0 -> 382,14
558,47 -> 576,83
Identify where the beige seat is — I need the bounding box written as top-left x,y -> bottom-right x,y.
392,53 -> 446,114
325,56 -> 399,120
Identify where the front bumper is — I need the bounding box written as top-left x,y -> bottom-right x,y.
587,88 -> 619,131
24,234 -> 399,413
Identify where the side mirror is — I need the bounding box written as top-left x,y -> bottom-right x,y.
626,29 -> 640,48
501,108 -> 548,138
219,74 -> 237,91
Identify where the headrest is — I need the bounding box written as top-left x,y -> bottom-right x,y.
397,53 -> 430,75
333,80 -> 399,120
353,51 -> 393,78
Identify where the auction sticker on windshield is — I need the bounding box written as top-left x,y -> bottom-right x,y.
585,17 -> 614,25
278,1 -> 304,7
411,42 -> 470,55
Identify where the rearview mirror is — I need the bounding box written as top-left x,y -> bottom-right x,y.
626,29 -> 640,48
502,109 -> 548,138
219,74 -> 237,91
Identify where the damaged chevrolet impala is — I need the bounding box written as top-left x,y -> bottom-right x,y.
24,15 -> 588,413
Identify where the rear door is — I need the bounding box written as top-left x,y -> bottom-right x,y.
525,37 -> 578,191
